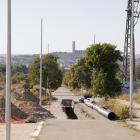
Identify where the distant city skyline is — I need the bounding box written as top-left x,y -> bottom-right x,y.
0,0 -> 140,54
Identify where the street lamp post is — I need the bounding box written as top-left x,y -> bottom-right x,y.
40,18 -> 43,106
5,0 -> 11,140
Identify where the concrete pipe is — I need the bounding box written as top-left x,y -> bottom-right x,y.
98,108 -> 116,120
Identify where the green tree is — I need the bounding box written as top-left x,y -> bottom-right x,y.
0,65 -> 6,73
12,64 -> 27,75
68,65 -> 80,89
75,57 -> 92,90
30,54 -> 63,90
135,69 -> 140,80
86,43 -> 123,99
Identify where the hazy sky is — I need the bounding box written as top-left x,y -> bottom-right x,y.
0,0 -> 140,54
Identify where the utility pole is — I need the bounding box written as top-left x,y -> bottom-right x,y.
130,0 -> 134,121
47,44 -> 49,94
5,0 -> 11,140
122,0 -> 140,121
40,18 -> 43,106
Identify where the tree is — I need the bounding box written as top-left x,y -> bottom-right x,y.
135,69 -> 140,80
68,65 -> 80,89
75,57 -> 92,90
86,43 -> 123,99
30,54 -> 63,90
0,65 -> 6,73
11,64 -> 27,75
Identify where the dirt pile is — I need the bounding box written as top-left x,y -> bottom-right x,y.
13,88 -> 39,103
11,91 -> 48,113
0,87 -> 51,122
0,95 -> 28,121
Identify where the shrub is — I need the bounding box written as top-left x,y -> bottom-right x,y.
82,92 -> 93,98
11,77 -> 17,84
118,105 -> 130,120
26,116 -> 36,123
28,83 -> 35,89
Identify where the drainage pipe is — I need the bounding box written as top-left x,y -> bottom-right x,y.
98,108 -> 116,120
79,96 -> 85,102
84,99 -> 93,103
85,101 -> 94,108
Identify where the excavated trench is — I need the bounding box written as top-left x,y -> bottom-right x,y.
61,99 -> 78,119
61,99 -> 94,120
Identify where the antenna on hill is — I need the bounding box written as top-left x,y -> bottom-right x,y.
94,34 -> 95,44
48,44 -> 49,54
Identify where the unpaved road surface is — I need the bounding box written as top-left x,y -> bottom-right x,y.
39,87 -> 140,140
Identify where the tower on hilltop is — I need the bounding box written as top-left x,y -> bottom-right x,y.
72,41 -> 75,53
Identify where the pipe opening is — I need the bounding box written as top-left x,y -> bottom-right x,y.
61,99 -> 78,119
108,112 -> 116,120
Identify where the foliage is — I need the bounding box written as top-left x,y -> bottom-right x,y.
30,54 -> 63,90
11,64 -> 27,75
75,57 -> 92,90
11,73 -> 30,85
0,65 -> 6,73
86,43 -> 123,99
97,98 -> 130,120
0,72 -> 6,82
62,57 -> 92,90
118,105 -> 130,120
11,77 -> 17,84
135,69 -> 140,80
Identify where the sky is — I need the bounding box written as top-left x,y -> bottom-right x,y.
0,0 -> 140,54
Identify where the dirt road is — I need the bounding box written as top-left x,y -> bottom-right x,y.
39,87 -> 140,140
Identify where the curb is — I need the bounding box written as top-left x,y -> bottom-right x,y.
30,121 -> 44,140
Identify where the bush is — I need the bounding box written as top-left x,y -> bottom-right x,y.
28,83 -> 34,89
26,116 -> 36,123
82,92 -> 93,98
118,105 -> 130,120
11,77 -> 17,84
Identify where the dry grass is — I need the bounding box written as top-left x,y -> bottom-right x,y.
32,84 -> 40,91
11,80 -> 25,89
0,82 -> 6,89
73,89 -> 82,96
82,92 -> 93,98
96,98 -> 136,119
119,92 -> 140,104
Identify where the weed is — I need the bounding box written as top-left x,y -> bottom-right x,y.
82,92 -> 93,98
119,92 -> 140,104
97,98 -> 130,120
26,115 -> 36,123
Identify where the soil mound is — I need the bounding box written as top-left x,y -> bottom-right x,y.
13,88 -> 39,103
0,95 -> 28,121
